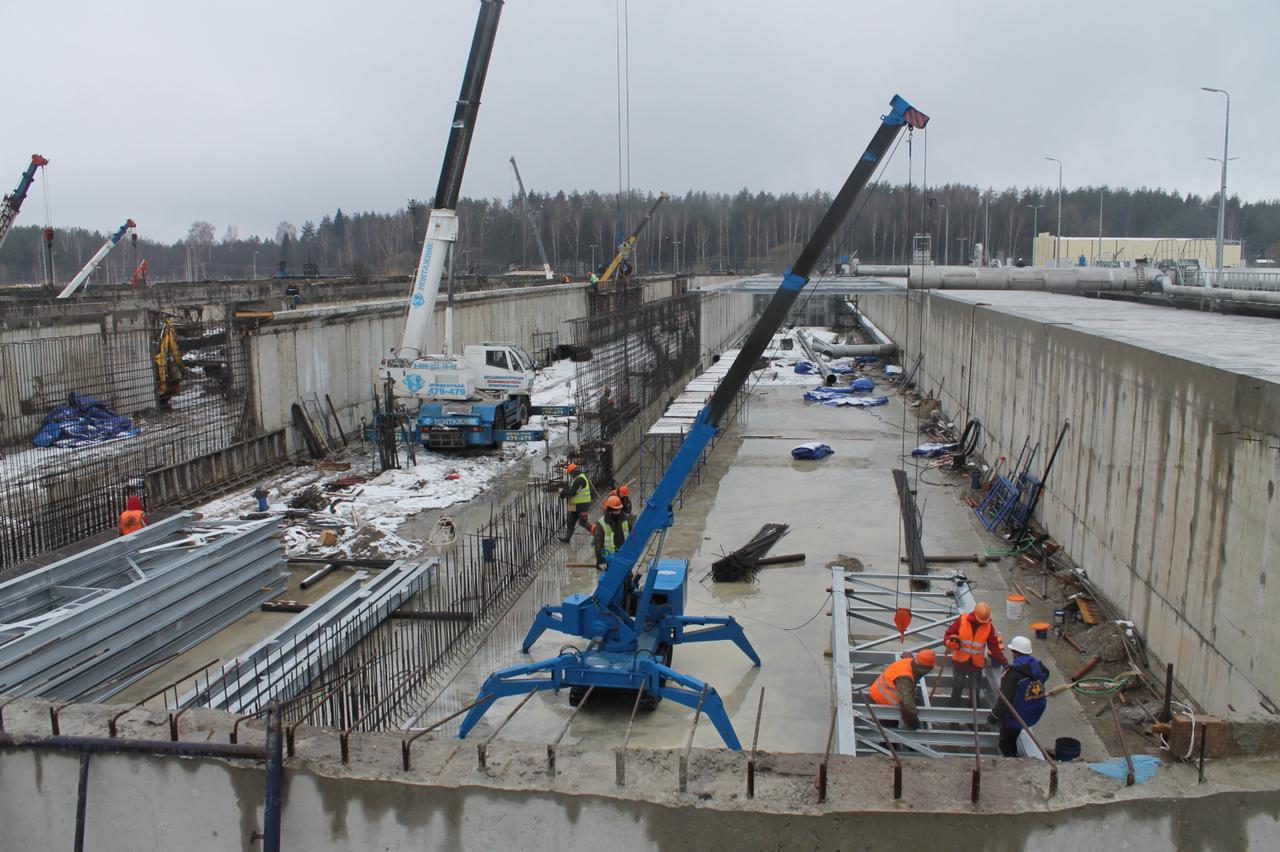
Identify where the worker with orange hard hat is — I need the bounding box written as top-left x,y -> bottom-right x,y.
943,601 -> 1008,707
592,494 -> 630,570
608,483 -> 633,519
558,462 -> 594,543
869,648 -> 936,730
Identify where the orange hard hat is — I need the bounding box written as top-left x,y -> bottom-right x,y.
618,485 -> 629,496
973,601 -> 992,623
564,463 -> 577,473
914,649 -> 937,668
605,495 -> 623,510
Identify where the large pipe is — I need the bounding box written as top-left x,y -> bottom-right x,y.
814,341 -> 896,357
907,266 -> 1142,291
1159,279 -> 1280,306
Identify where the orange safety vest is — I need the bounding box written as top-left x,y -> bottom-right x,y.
869,657 -> 917,706
118,510 -> 145,536
952,615 -> 993,667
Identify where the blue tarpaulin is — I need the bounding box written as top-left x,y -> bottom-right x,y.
32,392 -> 140,448
803,388 -> 888,407
911,441 -> 958,457
848,377 -> 876,392
855,355 -> 881,365
794,361 -> 819,374
1089,755 -> 1161,784
791,442 -> 834,460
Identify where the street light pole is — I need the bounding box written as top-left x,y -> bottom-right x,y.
1202,87 -> 1230,285
982,189 -> 990,267
253,250 -> 259,280
589,243 -> 598,274
1045,157 -> 1062,266
1026,204 -> 1044,265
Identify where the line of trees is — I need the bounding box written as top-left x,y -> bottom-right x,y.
1,184 -> 1277,287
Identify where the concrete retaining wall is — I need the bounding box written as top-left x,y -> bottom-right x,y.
857,291 -> 1280,718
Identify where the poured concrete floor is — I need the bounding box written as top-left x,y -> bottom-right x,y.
419,380 -> 1111,759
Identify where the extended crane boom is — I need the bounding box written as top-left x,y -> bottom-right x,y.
459,94 -> 929,749
395,0 -> 504,361
0,154 -> 49,254
598,192 -> 668,286
510,157 -> 553,280
57,219 -> 136,299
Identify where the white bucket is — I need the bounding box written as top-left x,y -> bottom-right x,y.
1006,594 -> 1026,620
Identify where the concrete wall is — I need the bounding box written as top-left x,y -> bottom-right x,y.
858,291 -> 1280,719
699,287 -> 755,357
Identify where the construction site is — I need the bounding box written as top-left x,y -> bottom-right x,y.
1,2 -> 1279,851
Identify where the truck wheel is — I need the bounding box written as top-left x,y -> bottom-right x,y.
518,398 -> 530,428
493,407 -> 507,437
639,689 -> 662,712
569,685 -> 587,707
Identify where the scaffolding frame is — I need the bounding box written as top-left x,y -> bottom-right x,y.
831,568 -> 1007,757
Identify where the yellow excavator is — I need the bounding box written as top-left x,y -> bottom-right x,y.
154,318 -> 184,405
597,192 -> 669,288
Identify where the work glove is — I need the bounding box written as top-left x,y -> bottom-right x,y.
945,637 -> 960,649
596,562 -> 607,572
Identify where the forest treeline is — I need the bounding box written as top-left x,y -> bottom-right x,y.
1,184 -> 1277,286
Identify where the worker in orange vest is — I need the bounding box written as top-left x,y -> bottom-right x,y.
118,495 -> 148,536
869,648 -> 936,729
943,601 -> 1008,707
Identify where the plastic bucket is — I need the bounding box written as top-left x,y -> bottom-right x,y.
1053,737 -> 1082,762
1053,608 -> 1067,626
1006,594 -> 1026,620
970,469 -> 983,489
1030,620 -> 1050,639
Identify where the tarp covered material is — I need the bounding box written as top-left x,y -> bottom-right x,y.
855,355 -> 881,365
803,389 -> 889,407
911,441 -> 958,457
794,360 -> 819,374
32,393 -> 140,448
791,442 -> 834,460
884,364 -> 903,376
848,377 -> 876,392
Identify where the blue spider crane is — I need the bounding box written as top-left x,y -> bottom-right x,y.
459,94 -> 930,749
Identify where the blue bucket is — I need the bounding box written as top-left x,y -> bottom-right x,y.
1054,737 -> 1081,762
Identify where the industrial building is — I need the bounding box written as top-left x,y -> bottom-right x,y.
1031,232 -> 1243,268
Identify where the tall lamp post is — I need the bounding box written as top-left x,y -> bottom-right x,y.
1202,87 -> 1230,285
1045,156 -> 1063,266
252,250 -> 260,280
1025,203 -> 1044,265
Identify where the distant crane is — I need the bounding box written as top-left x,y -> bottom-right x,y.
598,192 -> 669,286
129,258 -> 149,288
509,156 -> 553,280
57,219 -> 136,299
0,154 -> 49,254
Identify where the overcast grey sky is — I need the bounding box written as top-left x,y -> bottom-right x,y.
5,0 -> 1277,242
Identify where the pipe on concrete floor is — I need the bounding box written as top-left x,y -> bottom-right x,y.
1159,280 -> 1280,306
814,341 -> 897,357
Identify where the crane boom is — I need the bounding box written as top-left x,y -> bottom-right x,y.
0,154 -> 49,254
56,219 -> 136,299
509,156 -> 553,280
396,0 -> 504,360
598,192 -> 669,286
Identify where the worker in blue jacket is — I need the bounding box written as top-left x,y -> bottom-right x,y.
988,635 -> 1050,757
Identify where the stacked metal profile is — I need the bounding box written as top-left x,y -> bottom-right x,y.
189,558 -> 437,714
0,513 -> 285,702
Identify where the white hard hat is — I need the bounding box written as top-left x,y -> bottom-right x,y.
1008,635 -> 1032,656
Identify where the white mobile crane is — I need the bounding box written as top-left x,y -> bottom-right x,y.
509,156 -> 553,280
376,0 -> 543,449
57,219 -> 136,299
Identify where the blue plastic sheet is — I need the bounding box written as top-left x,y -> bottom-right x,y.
849,377 -> 876,392
1089,755 -> 1161,784
911,441 -> 958,457
794,361 -> 818,374
791,442 -> 834,460
855,355 -> 881,365
803,388 -> 888,407
32,392 -> 140,448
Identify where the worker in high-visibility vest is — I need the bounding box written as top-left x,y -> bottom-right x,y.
118,495 -> 148,536
558,462 -> 594,543
608,484 -> 633,520
592,495 -> 630,570
943,601 -> 1008,707
869,648 -> 936,729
